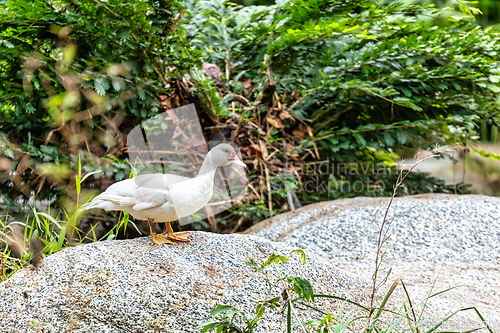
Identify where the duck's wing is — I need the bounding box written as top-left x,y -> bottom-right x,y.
80,178 -> 138,211
131,173 -> 191,211
134,173 -> 189,188
80,173 -> 191,212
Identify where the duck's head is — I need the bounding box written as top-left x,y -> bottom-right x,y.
209,143 -> 246,168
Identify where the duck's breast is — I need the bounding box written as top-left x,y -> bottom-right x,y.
167,174 -> 215,218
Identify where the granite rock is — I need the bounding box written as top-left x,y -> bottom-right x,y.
247,194 -> 500,331
0,232 -> 377,333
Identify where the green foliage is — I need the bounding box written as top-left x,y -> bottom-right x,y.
199,250 -> 318,333
472,148 -> 500,159
0,163 -> 138,282
2,0 -> 500,236
0,0 -> 192,211
230,201 -> 273,222
477,0 -> 500,26
180,0 -> 499,222
199,251 -> 494,333
388,0 -> 500,27
0,0 -> 186,132
186,0 -> 500,154
190,67 -> 229,121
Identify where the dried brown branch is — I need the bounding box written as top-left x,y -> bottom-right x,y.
366,145 -> 457,330
165,11 -> 185,37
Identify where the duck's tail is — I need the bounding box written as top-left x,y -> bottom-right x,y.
79,193 -> 135,212
78,194 -> 106,211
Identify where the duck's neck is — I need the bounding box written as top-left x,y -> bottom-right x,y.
197,153 -> 220,177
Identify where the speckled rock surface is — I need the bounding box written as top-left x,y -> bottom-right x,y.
0,232 -> 386,333
247,194 -> 500,331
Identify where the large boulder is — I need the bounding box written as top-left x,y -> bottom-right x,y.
246,194 -> 500,331
0,201 -> 493,333
0,232 -> 381,333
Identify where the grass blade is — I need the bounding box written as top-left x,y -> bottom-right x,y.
369,278 -> 401,332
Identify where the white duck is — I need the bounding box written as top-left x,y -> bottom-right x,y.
81,143 -> 245,245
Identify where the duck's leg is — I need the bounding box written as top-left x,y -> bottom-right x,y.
161,221 -> 190,242
148,218 -> 172,245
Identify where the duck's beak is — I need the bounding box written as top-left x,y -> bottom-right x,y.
230,156 -> 246,168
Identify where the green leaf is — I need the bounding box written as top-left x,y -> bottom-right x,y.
262,253 -> 290,268
244,257 -> 260,270
199,322 -> 228,333
94,77 -> 108,96
75,176 -> 81,195
4,149 -> 14,158
296,277 -> 314,302
56,226 -> 66,252
369,278 -> 400,333
399,86 -> 412,97
287,276 -> 314,302
290,249 -> 306,264
255,303 -> 266,318
383,131 -> 395,147
81,170 -> 103,183
209,305 -> 238,316
472,149 -> 500,160
395,130 -> 408,144
352,133 -> 366,146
